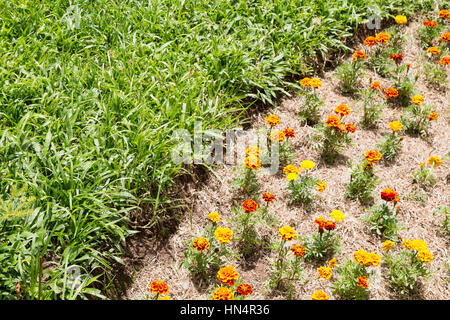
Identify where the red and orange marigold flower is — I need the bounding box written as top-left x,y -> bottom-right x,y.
236,283 -> 253,296
384,87 -> 399,99
440,56 -> 450,66
317,266 -> 332,280
283,128 -> 295,138
440,32 -> 450,42
428,113 -> 438,121
334,104 -> 351,117
345,123 -> 357,133
427,47 -> 440,55
213,287 -> 234,300
364,36 -> 377,47
390,53 -> 403,63
149,281 -> 169,295
423,19 -> 437,27
192,237 -> 210,252
439,9 -> 450,19
356,276 -> 369,289
381,188 -> 399,202
242,199 -> 258,213
290,245 -> 307,258
262,192 -> 275,203
376,32 -> 390,44
370,80 -> 382,90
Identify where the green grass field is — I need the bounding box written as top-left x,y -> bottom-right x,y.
0,0 -> 438,299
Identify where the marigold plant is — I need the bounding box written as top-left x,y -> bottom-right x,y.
298,77 -> 324,125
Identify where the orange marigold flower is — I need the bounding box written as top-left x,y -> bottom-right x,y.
265,114 -> 280,127
213,287 -> 234,300
384,87 -> 399,99
370,81 -> 382,90
300,77 -> 311,87
334,104 -> 351,117
283,164 -> 301,174
352,50 -> 366,61
245,145 -> 260,156
236,283 -> 253,296
217,265 -> 239,286
192,237 -> 210,252
208,211 -> 221,223
311,290 -> 329,300
262,192 -> 275,203
390,53 -> 403,63
290,245 -> 307,258
317,180 -> 327,192
440,32 -> 450,42
328,257 -> 337,269
365,150 -> 382,163
364,36 -> 377,47
326,115 -> 341,127
381,188 -> 399,202
345,123 -> 357,133
244,155 -> 261,169
440,56 -> 450,65
317,266 -> 332,280
215,227 -> 233,244
324,220 -> 336,231
376,32 -> 390,44
283,128 -> 295,138
269,130 -> 286,143
150,281 -> 169,295
356,276 -> 369,289
428,112 -> 438,121
242,199 -> 258,213
427,46 -> 440,55
279,225 -> 297,241
314,216 -> 327,229
439,9 -> 450,19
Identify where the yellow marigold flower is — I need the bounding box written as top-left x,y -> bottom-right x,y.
192,237 -> 210,252
389,121 -> 403,132
215,227 -> 233,244
269,130 -> 286,143
217,265 -> 239,286
317,180 -> 327,192
245,145 -> 260,156
265,114 -> 280,127
286,172 -> 298,181
212,287 -> 234,300
427,46 -> 440,55
300,160 -> 315,171
300,77 -> 311,87
428,113 -> 438,121
328,257 -> 337,269
279,225 -> 297,241
354,250 -> 381,266
411,95 -> 424,105
309,78 -> 322,88
427,156 -> 442,168
395,15 -> 407,24
382,240 -> 395,251
417,249 -> 433,263
330,210 -> 345,222
403,239 -> 428,251
283,164 -> 300,174
311,290 -> 329,300
317,266 -> 332,280
244,155 -> 261,169
149,281 -> 169,295
208,211 -> 221,223
157,295 -> 170,300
